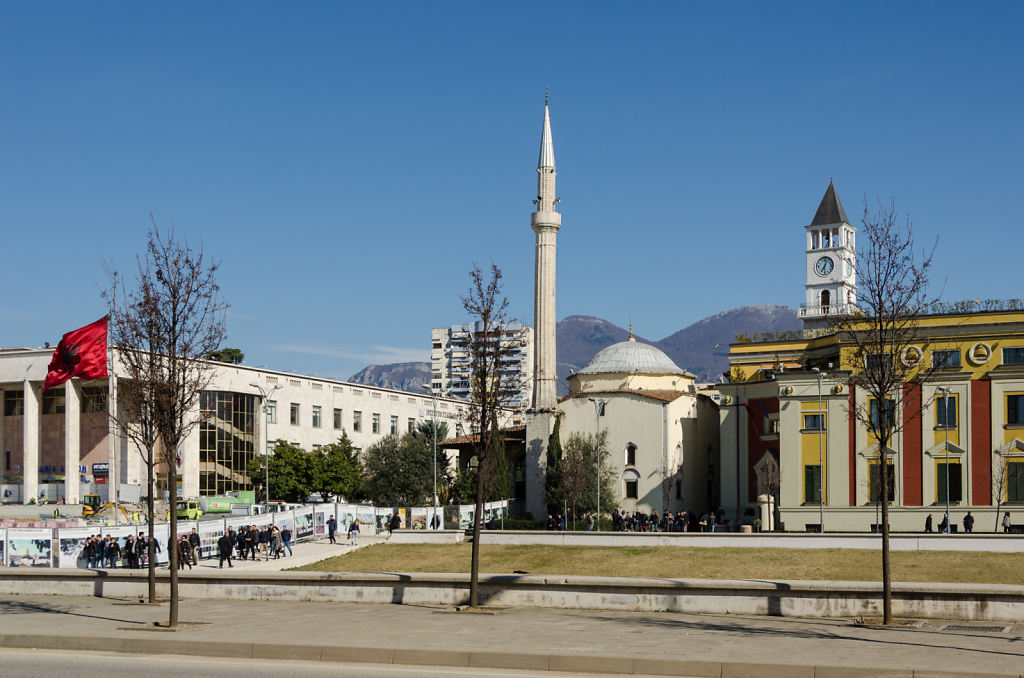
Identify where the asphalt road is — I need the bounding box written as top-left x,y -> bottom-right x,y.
0,649 -> 676,678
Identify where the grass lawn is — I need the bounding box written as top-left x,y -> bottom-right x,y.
291,544 -> 1024,585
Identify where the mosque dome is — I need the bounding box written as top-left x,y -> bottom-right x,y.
578,337 -> 685,376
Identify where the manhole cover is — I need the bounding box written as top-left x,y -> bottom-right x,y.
941,624 -> 1009,633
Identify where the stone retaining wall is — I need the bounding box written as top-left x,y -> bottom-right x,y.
2,569 -> 1021,622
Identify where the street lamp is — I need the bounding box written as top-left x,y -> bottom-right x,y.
588,398 -> 607,531
937,385 -> 951,534
250,382 -> 282,513
811,368 -> 825,533
420,384 -> 438,527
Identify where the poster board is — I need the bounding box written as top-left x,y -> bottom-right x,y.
314,505 -> 334,536
458,505 -> 475,530
0,529 -> 6,567
356,506 -> 374,534
198,519 -> 225,560
7,528 -> 54,568
274,510 -> 295,536
410,507 -> 427,530
294,506 -> 314,540
443,505 -> 460,530
335,504 -> 356,532
150,524 -> 170,565
426,507 -> 442,530
57,526 -> 94,568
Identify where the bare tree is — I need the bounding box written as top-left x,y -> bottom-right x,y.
104,224 -> 226,627
830,199 -> 939,625
460,262 -> 524,608
992,450 -> 1009,533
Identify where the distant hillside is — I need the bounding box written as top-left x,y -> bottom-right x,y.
349,361 -> 430,392
351,305 -> 800,396
656,304 -> 801,382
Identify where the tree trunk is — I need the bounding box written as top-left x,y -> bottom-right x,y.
469,460 -> 485,608
167,460 -> 179,628
879,441 -> 892,625
146,452 -> 156,603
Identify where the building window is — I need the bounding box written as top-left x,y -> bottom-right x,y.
868,461 -> 896,503
333,408 -> 343,429
865,353 -> 891,374
4,450 -> 9,472
372,413 -> 380,434
936,462 -> 962,503
1004,348 -> 1024,366
353,411 -> 362,432
408,417 -> 416,432
3,391 -> 24,416
802,413 -> 826,431
312,405 -> 322,428
42,388 -> 65,415
804,465 -> 822,504
623,470 -> 639,499
933,349 -> 961,369
1008,462 -> 1024,502
935,394 -> 957,428
266,400 -> 277,424
820,290 -> 830,308
625,443 -> 637,466
1008,395 -> 1024,426
82,387 -> 107,413
390,415 -> 398,435
289,403 -> 299,425
675,478 -> 684,500
198,391 -> 256,496
869,398 -> 896,433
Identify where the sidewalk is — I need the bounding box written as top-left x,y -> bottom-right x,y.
177,535 -> 383,572
0,592 -> 1020,677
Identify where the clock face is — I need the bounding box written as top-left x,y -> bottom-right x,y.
814,256 -> 834,276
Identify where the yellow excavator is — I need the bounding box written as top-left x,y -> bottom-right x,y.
81,494 -> 131,522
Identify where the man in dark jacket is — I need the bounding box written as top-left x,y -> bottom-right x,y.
327,516 -> 337,544
188,528 -> 201,560
217,532 -> 234,568
390,513 -> 401,533
259,526 -> 271,560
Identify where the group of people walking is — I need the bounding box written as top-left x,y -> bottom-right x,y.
924,511 -> 1014,533
83,532 -> 158,568
214,525 -> 294,568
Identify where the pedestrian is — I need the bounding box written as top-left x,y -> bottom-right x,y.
587,513 -> 595,531
259,526 -> 271,560
178,535 -> 193,570
349,519 -> 360,546
1003,512 -> 1012,533
188,528 -> 201,561
217,531 -> 234,568
105,536 -> 120,568
963,511 -> 974,534
430,511 -> 441,530
271,526 -> 283,559
246,527 -> 258,560
385,514 -> 393,535
546,514 -> 555,531
124,536 -> 139,569
136,532 -> 148,567
925,513 -> 933,533
390,513 -> 401,533
327,516 -> 337,544
938,513 -> 949,534
281,525 -> 293,556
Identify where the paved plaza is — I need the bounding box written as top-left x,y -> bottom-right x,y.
0,591 -> 1021,677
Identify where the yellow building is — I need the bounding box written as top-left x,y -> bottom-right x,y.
718,182 -> 1024,532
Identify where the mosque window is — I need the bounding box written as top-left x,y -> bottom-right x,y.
623,470 -> 639,500
625,443 -> 637,466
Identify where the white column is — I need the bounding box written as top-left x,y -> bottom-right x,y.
64,380 -> 81,504
23,380 -> 40,503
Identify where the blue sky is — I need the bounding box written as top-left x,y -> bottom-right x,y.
2,3 -> 1021,380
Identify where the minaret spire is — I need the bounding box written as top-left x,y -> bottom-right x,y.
531,93 -> 561,412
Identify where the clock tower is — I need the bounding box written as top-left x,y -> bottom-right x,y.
801,180 -> 857,328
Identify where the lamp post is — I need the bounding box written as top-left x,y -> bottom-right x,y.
811,368 -> 825,533
937,385 -> 950,534
588,398 -> 607,531
420,384 -> 438,527
249,382 -> 282,513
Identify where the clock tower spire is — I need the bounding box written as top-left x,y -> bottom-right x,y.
800,180 -> 857,328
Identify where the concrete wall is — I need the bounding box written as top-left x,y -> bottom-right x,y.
2,569 -> 1021,622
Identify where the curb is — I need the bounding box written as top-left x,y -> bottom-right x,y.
0,634 -> 1019,678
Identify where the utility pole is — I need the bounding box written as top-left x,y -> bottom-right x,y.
249,382 -> 281,513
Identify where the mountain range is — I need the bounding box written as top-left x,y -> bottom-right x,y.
349,304 -> 801,394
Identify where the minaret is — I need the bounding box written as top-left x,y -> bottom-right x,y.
531,93 -> 560,411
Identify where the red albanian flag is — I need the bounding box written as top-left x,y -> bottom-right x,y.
43,316 -> 109,393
